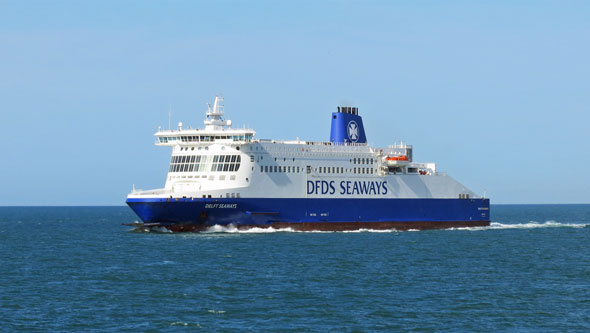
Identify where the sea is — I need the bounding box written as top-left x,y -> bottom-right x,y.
1,205 -> 589,332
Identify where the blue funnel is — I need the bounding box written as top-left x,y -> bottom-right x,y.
330,106 -> 367,144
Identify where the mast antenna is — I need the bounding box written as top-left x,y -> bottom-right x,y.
168,104 -> 172,130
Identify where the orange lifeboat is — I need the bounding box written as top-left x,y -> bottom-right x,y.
385,155 -> 408,161
385,155 -> 409,167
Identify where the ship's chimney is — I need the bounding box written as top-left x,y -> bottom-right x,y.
330,106 -> 367,144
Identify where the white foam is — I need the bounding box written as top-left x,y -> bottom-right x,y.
203,225 -> 400,234
342,228 -> 400,233
445,221 -> 588,231
202,224 -> 296,234
170,322 -> 188,326
132,221 -> 588,234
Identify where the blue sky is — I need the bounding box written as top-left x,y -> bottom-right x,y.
1,1 -> 589,205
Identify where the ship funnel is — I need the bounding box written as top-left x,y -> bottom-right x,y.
330,106 -> 367,144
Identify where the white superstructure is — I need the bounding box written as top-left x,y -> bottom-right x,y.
128,96 -> 478,201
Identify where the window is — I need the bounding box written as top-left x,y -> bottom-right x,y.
168,155 -> 241,174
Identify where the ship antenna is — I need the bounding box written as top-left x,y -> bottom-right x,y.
168,104 -> 172,130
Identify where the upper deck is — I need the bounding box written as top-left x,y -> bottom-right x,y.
154,96 -> 416,167
156,96 -> 256,146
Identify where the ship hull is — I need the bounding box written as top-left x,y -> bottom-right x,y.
126,197 -> 490,232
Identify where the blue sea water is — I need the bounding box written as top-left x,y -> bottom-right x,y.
1,205 -> 589,331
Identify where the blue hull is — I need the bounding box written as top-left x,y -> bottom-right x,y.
126,197 -> 491,231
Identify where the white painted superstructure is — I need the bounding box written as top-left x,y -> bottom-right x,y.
128,96 -> 479,202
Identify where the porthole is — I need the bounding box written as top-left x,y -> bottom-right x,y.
191,147 -> 194,151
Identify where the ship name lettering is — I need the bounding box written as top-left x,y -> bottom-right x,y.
306,180 -> 388,196
205,203 -> 238,209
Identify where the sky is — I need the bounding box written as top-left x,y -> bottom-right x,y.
1,1 -> 589,205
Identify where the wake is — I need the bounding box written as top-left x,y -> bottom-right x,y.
446,221 -> 588,232
128,221 -> 588,234
204,221 -> 588,233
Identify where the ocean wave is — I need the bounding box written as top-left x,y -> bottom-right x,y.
447,221 -> 588,231
129,221 -> 588,234
341,228 -> 400,233
202,224 -> 297,233
128,226 -> 172,233
204,225 -> 404,233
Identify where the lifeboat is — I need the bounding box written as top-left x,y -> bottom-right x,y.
385,155 -> 409,166
385,155 -> 408,161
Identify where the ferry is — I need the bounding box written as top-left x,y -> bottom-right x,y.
125,96 -> 490,232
